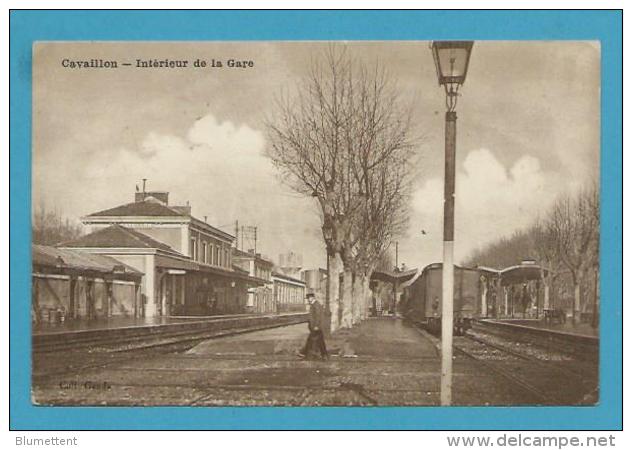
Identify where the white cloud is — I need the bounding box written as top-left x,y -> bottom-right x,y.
406,148 -> 564,268
34,113 -> 324,267
33,122 -> 583,272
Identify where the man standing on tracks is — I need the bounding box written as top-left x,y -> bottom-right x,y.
298,293 -> 328,360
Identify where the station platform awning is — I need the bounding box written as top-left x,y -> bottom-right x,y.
32,244 -> 142,282
500,263 -> 546,285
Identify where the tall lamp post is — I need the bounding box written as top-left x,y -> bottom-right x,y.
431,40 -> 474,406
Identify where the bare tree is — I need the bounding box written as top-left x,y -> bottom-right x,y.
531,218 -> 564,310
549,185 -> 599,323
465,229 -> 533,269
375,247 -> 395,273
346,144 -> 414,323
266,45 -> 418,330
32,202 -> 84,245
465,183 -> 599,325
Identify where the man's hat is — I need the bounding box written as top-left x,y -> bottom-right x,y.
306,292 -> 315,298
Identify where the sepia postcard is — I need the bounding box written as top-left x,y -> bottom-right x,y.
28,39 -> 603,410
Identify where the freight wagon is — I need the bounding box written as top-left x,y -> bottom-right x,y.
402,263 -> 480,335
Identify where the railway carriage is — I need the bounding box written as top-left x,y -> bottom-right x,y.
402,263 -> 480,335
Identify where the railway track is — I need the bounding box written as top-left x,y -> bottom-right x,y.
464,332 -> 585,379
452,336 -> 554,404
453,332 -> 597,405
32,315 -> 308,382
472,320 -> 599,362
408,319 -> 598,405
33,313 -> 307,354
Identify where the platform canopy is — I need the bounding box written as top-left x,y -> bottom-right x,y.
32,244 -> 142,282
370,268 -> 418,284
500,261 -> 546,286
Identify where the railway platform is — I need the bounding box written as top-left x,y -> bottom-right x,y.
489,319 -> 599,337
32,317 -> 586,406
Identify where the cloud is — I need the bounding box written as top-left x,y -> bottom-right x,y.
407,148 -> 563,267
34,113 -> 324,266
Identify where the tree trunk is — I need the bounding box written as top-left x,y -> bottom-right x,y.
361,275 -> 371,320
539,267 -> 550,311
328,252 -> 343,332
573,280 -> 581,325
349,271 -> 356,325
480,278 -> 488,317
591,268 -> 599,329
550,276 -> 557,310
352,273 -> 365,324
341,268 -> 354,328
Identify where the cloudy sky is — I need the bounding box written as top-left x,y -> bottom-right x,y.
32,41 -> 600,270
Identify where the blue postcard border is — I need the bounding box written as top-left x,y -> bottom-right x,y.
9,10 -> 622,430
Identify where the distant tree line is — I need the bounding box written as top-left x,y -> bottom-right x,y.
32,202 -> 84,246
466,184 -> 600,324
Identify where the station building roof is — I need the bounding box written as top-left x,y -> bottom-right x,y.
59,224 -> 185,258
33,244 -> 142,280
87,200 -> 183,217
83,197 -> 235,241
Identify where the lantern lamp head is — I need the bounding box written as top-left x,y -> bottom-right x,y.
431,41 -> 474,86
431,41 -> 474,111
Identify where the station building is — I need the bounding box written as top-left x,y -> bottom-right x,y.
272,271 -> 307,313
58,191 -> 265,318
232,248 -> 275,314
232,248 -> 308,313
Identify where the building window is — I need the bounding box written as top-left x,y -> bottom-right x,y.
202,242 -> 207,263
190,238 -> 197,260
